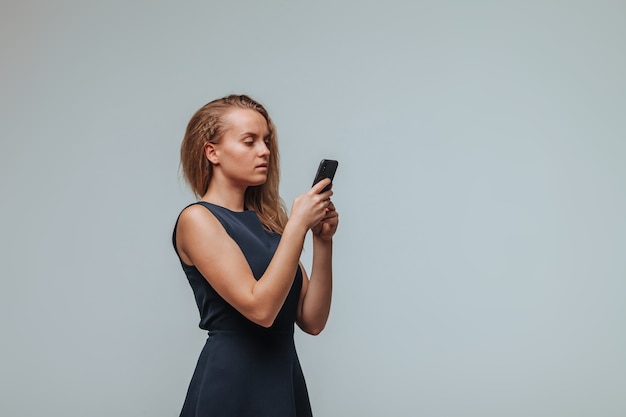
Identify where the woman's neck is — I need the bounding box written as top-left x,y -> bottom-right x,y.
201,181 -> 247,212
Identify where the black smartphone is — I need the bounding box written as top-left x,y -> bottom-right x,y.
312,159 -> 338,192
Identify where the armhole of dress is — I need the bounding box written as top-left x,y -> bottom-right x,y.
172,202 -> 235,264
195,202 -> 235,237
172,202 -> 208,265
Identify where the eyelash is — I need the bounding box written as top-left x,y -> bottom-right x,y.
244,140 -> 270,146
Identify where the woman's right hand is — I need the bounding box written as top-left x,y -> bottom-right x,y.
288,178 -> 334,232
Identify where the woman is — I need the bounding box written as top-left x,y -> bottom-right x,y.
173,94 -> 338,416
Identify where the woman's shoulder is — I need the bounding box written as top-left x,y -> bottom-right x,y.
177,203 -> 224,235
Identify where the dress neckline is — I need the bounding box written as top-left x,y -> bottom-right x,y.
198,201 -> 255,214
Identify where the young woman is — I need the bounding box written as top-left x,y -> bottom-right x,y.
173,95 -> 338,416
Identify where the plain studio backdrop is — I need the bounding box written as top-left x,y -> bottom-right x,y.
1,1 -> 625,416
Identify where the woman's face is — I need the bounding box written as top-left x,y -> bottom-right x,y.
210,108 -> 271,187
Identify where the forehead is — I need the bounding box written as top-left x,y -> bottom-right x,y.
222,108 -> 269,135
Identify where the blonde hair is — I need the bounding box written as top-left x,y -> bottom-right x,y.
180,95 -> 288,233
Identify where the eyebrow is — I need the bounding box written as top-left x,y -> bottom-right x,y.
238,131 -> 270,139
237,131 -> 259,138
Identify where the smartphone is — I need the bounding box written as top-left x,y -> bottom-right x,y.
312,159 -> 338,192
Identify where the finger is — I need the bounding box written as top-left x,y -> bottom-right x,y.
320,189 -> 333,199
316,196 -> 331,211
315,192 -> 332,206
325,209 -> 338,218
311,178 -> 332,194
323,203 -> 336,216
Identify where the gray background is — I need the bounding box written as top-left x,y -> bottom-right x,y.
1,1 -> 625,416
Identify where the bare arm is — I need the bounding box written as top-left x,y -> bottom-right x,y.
176,180 -> 333,328
297,201 -> 339,335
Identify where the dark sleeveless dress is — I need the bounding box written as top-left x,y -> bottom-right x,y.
173,202 -> 313,417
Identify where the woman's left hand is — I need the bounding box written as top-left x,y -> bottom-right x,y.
311,201 -> 339,241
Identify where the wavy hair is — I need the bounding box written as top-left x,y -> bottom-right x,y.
180,94 -> 288,233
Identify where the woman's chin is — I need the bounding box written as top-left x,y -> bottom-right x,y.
248,176 -> 268,187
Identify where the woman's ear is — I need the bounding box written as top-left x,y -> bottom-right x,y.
204,142 -> 219,165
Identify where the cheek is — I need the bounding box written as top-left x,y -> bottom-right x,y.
221,143 -> 246,159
